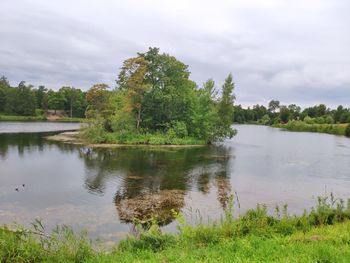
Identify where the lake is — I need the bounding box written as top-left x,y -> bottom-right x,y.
1,122 -> 350,242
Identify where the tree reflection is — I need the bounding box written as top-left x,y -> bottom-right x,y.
78,146 -> 234,226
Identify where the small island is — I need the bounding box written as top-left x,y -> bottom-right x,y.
81,47 -> 236,145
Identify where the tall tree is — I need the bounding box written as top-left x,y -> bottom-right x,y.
86,84 -> 111,118
117,56 -> 150,131
216,73 -> 236,140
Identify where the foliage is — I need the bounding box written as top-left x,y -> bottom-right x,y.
0,76 -> 88,119
274,121 -> 347,136
345,124 -> 350,137
84,48 -> 236,145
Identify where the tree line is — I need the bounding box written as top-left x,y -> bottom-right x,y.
0,77 -> 87,118
234,100 -> 350,125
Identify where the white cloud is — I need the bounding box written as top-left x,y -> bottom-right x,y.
0,0 -> 349,107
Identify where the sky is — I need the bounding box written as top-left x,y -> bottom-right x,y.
0,0 -> 349,107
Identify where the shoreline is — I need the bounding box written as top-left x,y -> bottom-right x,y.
45,131 -> 207,148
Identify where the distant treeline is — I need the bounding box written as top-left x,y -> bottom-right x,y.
0,76 -> 87,118
234,100 -> 350,125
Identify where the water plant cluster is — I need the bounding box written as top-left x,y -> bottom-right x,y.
2,194 -> 350,262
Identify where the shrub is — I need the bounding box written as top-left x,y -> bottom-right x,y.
110,112 -> 136,136
345,124 -> 350,137
171,121 -> 188,138
82,119 -> 106,143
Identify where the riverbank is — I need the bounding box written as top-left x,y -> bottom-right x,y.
2,196 -> 350,262
46,131 -> 206,147
273,121 -> 349,137
0,114 -> 86,122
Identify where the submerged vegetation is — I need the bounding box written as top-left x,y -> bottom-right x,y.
2,194 -> 350,262
82,48 -> 236,145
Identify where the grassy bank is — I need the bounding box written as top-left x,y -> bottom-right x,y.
0,114 -> 46,121
82,124 -> 206,145
2,195 -> 350,262
0,114 -> 85,123
273,120 -> 349,136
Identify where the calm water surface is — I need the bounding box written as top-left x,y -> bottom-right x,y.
1,123 -> 350,242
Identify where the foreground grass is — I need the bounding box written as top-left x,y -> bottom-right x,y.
2,195 -> 350,262
273,120 -> 348,136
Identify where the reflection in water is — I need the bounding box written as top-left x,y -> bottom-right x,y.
78,146 -> 232,225
0,132 -> 77,159
2,125 -> 350,241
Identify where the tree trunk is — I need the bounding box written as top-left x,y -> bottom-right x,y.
136,107 -> 141,131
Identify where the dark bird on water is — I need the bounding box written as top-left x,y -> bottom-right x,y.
22,184 -> 25,187
15,188 -> 19,192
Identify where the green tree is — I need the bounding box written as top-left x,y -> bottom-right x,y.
268,100 -> 280,114
15,81 -> 37,116
279,106 -> 290,123
85,84 -> 111,118
117,56 -> 150,131
47,90 -> 65,114
216,73 -> 236,140
34,85 -> 48,110
0,76 -> 10,112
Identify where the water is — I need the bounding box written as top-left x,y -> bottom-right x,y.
1,123 -> 350,242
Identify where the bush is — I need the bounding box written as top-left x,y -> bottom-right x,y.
171,121 -> 188,138
35,108 -> 45,117
82,119 -> 106,143
345,124 -> 350,137
110,112 -> 136,136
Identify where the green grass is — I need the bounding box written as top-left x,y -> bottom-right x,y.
2,195 -> 350,262
55,117 -> 86,123
103,132 -> 206,145
273,120 -> 348,136
0,114 -> 85,123
0,114 -> 46,121
82,125 -> 206,145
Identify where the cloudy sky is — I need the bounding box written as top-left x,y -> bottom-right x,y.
1,0 -> 349,107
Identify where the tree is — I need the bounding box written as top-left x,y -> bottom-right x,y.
47,90 -> 65,113
117,56 -> 150,131
216,73 -> 236,140
268,100 -> 280,114
15,81 -> 37,116
137,47 -> 196,132
34,85 -> 48,110
86,84 -> 111,118
0,76 -> 10,112
279,106 -> 290,123
59,86 -> 86,118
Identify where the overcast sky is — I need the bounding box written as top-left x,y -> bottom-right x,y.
0,0 -> 349,107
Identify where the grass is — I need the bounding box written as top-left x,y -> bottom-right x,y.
273,120 -> 348,136
0,114 -> 46,121
0,114 -> 85,123
82,125 -> 206,145
103,132 -> 206,145
2,194 -> 350,262
55,117 -> 86,123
